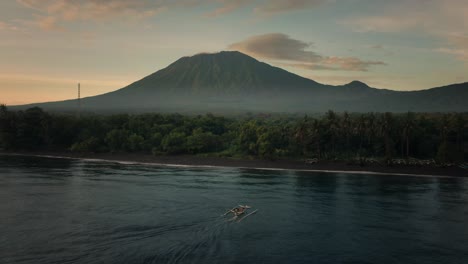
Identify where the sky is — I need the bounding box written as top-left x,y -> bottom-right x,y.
1,0 -> 467,105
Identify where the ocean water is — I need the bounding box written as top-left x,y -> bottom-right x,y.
1,155 -> 467,264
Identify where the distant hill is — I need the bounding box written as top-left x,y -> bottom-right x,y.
13,51 -> 468,113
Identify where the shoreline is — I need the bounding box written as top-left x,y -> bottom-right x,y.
1,151 -> 466,178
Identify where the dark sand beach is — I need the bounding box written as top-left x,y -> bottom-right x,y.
1,151 -> 466,177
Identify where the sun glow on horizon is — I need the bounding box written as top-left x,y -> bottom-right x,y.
1,0 -> 467,105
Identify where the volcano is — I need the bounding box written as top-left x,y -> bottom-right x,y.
15,51 -> 468,113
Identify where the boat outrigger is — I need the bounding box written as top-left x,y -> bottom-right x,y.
223,205 -> 258,222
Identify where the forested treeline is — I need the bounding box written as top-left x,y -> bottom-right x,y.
0,105 -> 466,163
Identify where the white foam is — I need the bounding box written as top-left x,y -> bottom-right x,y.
1,152 -> 460,178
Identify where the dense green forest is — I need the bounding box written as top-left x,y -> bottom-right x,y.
0,105 -> 466,164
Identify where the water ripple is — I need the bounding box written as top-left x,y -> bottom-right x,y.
1,155 -> 468,264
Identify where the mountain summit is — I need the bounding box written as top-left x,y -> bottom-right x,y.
345,80 -> 369,88
15,51 -> 468,113
108,51 -> 320,97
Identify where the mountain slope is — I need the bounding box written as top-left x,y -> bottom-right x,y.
104,51 -> 326,100
13,51 -> 468,113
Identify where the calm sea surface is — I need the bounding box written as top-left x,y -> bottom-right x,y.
1,155 -> 468,264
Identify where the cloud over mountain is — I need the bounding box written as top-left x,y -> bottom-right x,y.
229,33 -> 386,71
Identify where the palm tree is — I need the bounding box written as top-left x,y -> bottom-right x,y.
325,110 -> 339,156
294,115 -> 309,155
436,114 -> 451,163
355,114 -> 367,157
378,112 -> 394,162
365,113 -> 376,155
402,112 -> 415,159
311,119 -> 322,159
341,111 -> 351,156
449,113 -> 466,162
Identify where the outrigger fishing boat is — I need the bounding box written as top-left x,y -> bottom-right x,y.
223,205 -> 258,222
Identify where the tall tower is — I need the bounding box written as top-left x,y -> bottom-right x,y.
77,83 -> 81,118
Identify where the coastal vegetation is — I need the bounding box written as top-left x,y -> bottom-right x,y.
0,105 -> 466,164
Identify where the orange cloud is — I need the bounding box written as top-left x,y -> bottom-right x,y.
0,21 -> 19,31
254,0 -> 328,15
36,16 -> 63,31
204,0 -> 250,17
15,0 -> 333,31
323,57 -> 386,72
16,0 -> 169,31
436,34 -> 468,62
